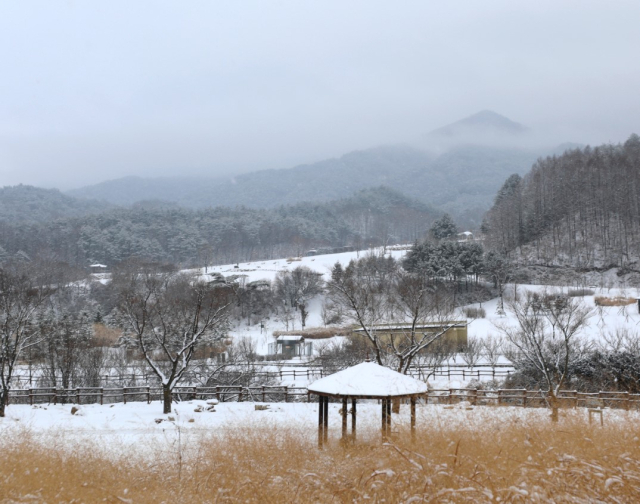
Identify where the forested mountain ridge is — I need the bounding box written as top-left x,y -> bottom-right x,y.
0,187 -> 438,268
68,142 -> 548,228
0,185 -> 113,223
483,134 -> 640,268
66,145 -> 435,207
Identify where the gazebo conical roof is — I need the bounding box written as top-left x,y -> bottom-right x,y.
308,362 -> 428,398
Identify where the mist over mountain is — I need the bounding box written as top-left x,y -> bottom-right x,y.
427,110 -> 528,145
0,185 -> 113,223
67,111 -> 572,228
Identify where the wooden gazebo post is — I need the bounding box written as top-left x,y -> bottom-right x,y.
318,395 -> 324,448
351,398 -> 357,439
410,396 -> 416,440
381,396 -> 391,439
323,395 -> 328,445
341,397 -> 348,440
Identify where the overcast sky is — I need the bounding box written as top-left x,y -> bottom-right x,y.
1,1 -> 639,190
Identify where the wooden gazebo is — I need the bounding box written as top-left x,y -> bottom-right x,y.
308,362 -> 428,448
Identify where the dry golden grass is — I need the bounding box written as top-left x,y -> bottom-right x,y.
594,296 -> 636,307
2,414 -> 640,503
92,323 -> 122,346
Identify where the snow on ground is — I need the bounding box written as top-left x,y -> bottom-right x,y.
2,400 -> 637,458
194,247 -> 409,284
198,248 -> 408,355
464,283 -> 640,344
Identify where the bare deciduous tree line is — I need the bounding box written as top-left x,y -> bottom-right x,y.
484,134 -> 640,267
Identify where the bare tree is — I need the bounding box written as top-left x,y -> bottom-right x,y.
484,252 -> 512,313
36,288 -> 94,391
113,262 -> 233,414
327,255 -> 457,376
274,266 -> 323,328
498,290 -> 591,422
325,255 -> 396,366
461,336 -> 482,368
482,334 -> 503,369
386,272 -> 456,374
0,261 -> 53,417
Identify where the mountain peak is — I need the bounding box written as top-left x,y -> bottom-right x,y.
430,110 -> 528,138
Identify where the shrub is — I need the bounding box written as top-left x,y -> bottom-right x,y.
568,288 -> 595,297
463,306 -> 486,319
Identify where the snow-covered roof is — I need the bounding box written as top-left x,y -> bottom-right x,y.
276,335 -> 304,342
308,362 -> 428,398
90,264 -> 107,268
352,321 -> 466,332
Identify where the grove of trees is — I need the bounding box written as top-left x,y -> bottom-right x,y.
483,134 -> 640,267
0,187 -> 437,270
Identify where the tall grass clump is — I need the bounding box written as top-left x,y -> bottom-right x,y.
594,296 -> 636,306
2,414 -> 640,502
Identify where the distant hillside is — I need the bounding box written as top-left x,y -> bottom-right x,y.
67,145 -> 436,208
69,144 -> 552,229
0,187 -> 438,268
483,134 -> 640,268
0,185 -> 113,223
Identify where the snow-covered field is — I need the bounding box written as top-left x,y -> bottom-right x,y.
2,400 -> 638,458
465,283 -> 640,344
195,247 -> 409,285
191,249 -> 640,354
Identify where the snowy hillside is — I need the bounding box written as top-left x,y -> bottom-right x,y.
194,246 -> 410,284
190,249 -> 640,370
464,284 -> 640,344
189,247 -> 409,355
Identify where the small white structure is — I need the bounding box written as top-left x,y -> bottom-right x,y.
268,335 -> 313,358
308,361 -> 428,447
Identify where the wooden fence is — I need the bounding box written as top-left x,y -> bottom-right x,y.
10,366 -> 514,389
6,385 -> 311,406
6,386 -> 639,411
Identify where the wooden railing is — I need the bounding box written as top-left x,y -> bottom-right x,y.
6,385 -> 311,406
9,366 -> 514,388
5,386 -> 638,410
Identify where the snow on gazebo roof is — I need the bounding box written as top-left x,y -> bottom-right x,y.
308,362 -> 428,398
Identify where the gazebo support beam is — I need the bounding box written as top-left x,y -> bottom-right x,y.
318,396 -> 325,448
323,396 -> 328,445
381,399 -> 388,438
411,396 -> 416,440
341,397 -> 347,440
351,398 -> 357,440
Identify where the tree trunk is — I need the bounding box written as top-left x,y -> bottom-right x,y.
163,385 -> 172,414
0,388 -> 7,418
549,394 -> 559,422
